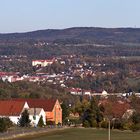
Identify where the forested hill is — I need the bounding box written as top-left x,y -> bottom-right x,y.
0,27 -> 140,58
1,27 -> 140,44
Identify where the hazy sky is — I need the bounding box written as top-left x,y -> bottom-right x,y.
0,0 -> 140,33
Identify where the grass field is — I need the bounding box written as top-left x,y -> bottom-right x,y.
13,128 -> 140,140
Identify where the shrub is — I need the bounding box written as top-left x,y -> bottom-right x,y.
131,112 -> 140,124
122,121 -> 132,130
0,118 -> 9,132
70,119 -> 82,127
130,123 -> 140,132
46,121 -> 55,125
90,120 -> 97,127
113,119 -> 123,129
83,120 -> 90,128
101,120 -> 108,128
57,122 -> 62,127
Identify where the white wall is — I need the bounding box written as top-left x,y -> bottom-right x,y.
9,116 -> 20,124
0,102 -> 29,125
29,109 -> 46,127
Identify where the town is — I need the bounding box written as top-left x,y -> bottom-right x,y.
0,54 -> 139,95
1,0 -> 140,139
0,53 -> 140,137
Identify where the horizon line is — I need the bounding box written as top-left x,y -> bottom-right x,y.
0,26 -> 139,34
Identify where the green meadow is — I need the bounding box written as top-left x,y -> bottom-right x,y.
13,128 -> 140,140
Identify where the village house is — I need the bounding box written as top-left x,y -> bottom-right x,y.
32,58 -> 56,67
69,88 -> 82,95
99,99 -> 131,119
83,90 -> 91,96
0,100 -> 29,124
3,75 -> 24,83
0,98 -> 62,126
13,99 -> 62,125
0,72 -> 23,83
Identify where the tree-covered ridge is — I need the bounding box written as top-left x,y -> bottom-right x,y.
1,27 -> 140,44
0,27 -> 140,59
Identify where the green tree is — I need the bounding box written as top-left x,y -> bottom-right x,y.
18,109 -> 31,127
0,118 -> 12,132
82,98 -> 103,127
130,112 -> 140,132
61,102 -> 70,123
75,99 -> 90,116
37,115 -> 45,127
131,112 -> 140,124
4,118 -> 13,128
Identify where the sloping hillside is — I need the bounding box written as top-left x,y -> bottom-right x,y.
1,27 -> 140,44
0,27 -> 140,58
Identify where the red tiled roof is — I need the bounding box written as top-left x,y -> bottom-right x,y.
99,99 -> 130,118
0,101 -> 26,116
69,88 -> 82,92
32,60 -> 54,63
13,99 -> 57,112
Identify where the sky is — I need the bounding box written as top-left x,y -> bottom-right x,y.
0,0 -> 140,33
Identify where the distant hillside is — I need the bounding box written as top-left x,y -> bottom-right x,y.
1,27 -> 140,44
0,27 -> 140,58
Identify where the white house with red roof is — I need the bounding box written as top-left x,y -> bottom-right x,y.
0,99 -> 62,125
0,100 -> 47,126
0,101 -> 29,124
12,99 -> 62,125
69,88 -> 82,95
32,58 -> 56,67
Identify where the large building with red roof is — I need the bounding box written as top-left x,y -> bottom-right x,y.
0,100 -> 29,124
12,99 -> 62,124
32,59 -> 56,67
